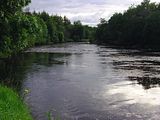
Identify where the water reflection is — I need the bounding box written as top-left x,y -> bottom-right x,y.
107,81 -> 160,105
0,54 -> 34,91
129,76 -> 160,89
24,44 -> 160,119
111,51 -> 160,89
0,53 -> 70,91
1,43 -> 160,119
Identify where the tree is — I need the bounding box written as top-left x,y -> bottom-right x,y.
0,0 -> 31,18
71,21 -> 84,41
96,0 -> 160,48
0,0 -> 95,57
0,0 -> 31,57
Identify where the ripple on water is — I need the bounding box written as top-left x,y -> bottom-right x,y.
3,43 -> 160,120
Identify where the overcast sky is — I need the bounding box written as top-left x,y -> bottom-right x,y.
29,0 -> 160,26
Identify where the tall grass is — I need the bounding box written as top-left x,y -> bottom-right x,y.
0,86 -> 32,120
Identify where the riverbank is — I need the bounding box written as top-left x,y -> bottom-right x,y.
0,86 -> 32,120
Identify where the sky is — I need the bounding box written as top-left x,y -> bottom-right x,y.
29,0 -> 160,26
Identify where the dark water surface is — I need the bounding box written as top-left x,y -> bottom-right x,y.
1,43 -> 160,120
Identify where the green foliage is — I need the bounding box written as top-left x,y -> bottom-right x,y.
0,0 -> 31,18
34,16 -> 48,45
71,21 -> 84,41
0,86 -> 32,120
0,1 -> 95,58
58,32 -> 64,43
96,0 -> 160,48
10,13 -> 37,52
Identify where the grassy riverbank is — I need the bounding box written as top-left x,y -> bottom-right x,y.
0,86 -> 32,120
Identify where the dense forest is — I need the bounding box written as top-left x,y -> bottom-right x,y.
96,0 -> 160,48
2,0 -> 160,58
0,0 -> 95,58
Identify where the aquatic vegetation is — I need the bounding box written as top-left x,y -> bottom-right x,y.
46,110 -> 61,120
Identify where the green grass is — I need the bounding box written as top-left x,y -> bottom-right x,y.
0,86 -> 32,120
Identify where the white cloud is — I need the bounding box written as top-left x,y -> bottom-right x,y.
29,0 -> 160,26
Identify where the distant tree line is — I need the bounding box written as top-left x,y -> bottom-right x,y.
96,0 -> 160,49
0,0 -> 95,58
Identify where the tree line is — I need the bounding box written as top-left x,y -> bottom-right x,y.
0,0 -> 95,58
2,0 -> 160,58
96,0 -> 160,49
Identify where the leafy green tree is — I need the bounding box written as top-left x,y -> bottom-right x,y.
0,0 -> 31,57
143,11 -> 160,46
0,0 -> 95,58
96,0 -> 160,48
0,0 -> 31,18
71,21 -> 84,41
58,32 -> 64,43
34,16 -> 48,45
63,16 -> 72,41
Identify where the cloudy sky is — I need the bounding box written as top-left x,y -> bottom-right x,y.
29,0 -> 160,26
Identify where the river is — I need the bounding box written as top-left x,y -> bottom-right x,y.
1,43 -> 160,120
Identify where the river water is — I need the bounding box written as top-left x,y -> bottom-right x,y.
1,43 -> 160,120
